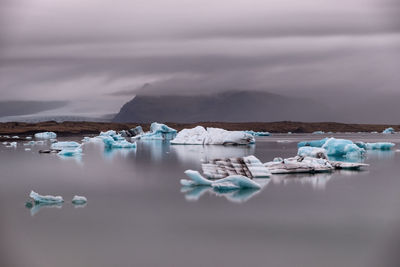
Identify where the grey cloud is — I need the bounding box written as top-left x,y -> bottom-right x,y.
0,100 -> 68,118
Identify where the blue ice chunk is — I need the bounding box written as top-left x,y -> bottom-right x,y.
382,127 -> 395,134
322,138 -> 365,158
298,138 -> 329,148
29,191 -> 64,204
57,147 -> 82,157
140,122 -> 177,140
312,131 -> 325,134
98,135 -> 136,148
355,141 -> 395,150
34,132 -> 57,139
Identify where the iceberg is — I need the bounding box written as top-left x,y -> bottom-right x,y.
12,135 -> 19,139
181,170 -> 261,190
264,156 -> 334,174
51,141 -> 81,149
72,195 -> 87,205
322,138 -> 365,158
382,127 -> 395,134
244,130 -> 270,136
34,132 -> 57,139
355,141 -> 395,150
171,126 -> 255,145
297,147 -> 328,159
139,122 -> 177,140
97,130 -> 136,148
298,138 -> 328,148
201,155 -> 271,179
29,191 -> 64,204
57,147 -> 82,157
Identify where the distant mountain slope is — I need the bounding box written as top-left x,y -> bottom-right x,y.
113,91 -> 334,123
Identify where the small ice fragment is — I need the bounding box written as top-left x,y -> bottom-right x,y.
34,132 -> 57,139
29,191 -> 63,204
72,195 -> 87,205
6,142 -> 17,148
312,131 -> 325,134
57,147 -> 82,157
12,136 -> 19,139
25,148 -> 31,151
26,136 -> 32,140
382,127 -> 395,134
51,141 -> 81,149
244,130 -> 270,136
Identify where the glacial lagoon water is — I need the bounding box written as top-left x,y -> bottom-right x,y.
1,133 -> 400,267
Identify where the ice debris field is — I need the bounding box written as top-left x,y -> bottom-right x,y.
1,124 -> 398,205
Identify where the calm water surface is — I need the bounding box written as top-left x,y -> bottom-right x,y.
1,133 -> 400,267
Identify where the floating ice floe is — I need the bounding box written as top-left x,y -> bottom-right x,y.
171,126 -> 255,145
51,141 -> 81,149
312,131 -> 325,134
97,130 -> 136,148
355,141 -> 395,150
12,135 -> 19,139
181,170 -> 261,190
244,130 -> 270,136
29,191 -> 64,204
26,136 -> 32,140
138,122 -> 177,140
72,195 -> 87,205
24,140 -> 45,146
34,132 -> 57,139
25,148 -> 31,151
201,155 -> 271,179
57,147 -> 82,157
382,127 -> 395,134
298,138 -> 329,148
264,156 -> 334,174
322,138 -> 365,158
5,142 -> 17,148
298,137 -> 365,159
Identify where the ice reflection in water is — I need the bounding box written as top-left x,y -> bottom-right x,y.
181,178 -> 270,203
272,173 -> 333,190
171,144 -> 255,164
26,202 -> 63,216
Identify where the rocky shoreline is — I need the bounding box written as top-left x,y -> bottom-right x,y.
0,121 -> 398,137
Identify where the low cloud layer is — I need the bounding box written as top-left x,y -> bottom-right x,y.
0,0 -> 399,121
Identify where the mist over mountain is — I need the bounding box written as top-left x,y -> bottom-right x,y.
113,91 -> 335,123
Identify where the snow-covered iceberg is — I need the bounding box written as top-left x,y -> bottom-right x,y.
382,127 -> 395,134
29,191 -> 64,204
72,195 -> 87,205
244,130 -> 270,136
171,126 -> 255,145
181,170 -> 261,190
201,155 -> 271,179
355,141 -> 395,150
34,132 -> 57,139
51,141 -> 81,149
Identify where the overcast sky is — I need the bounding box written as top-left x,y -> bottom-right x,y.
0,0 -> 399,118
